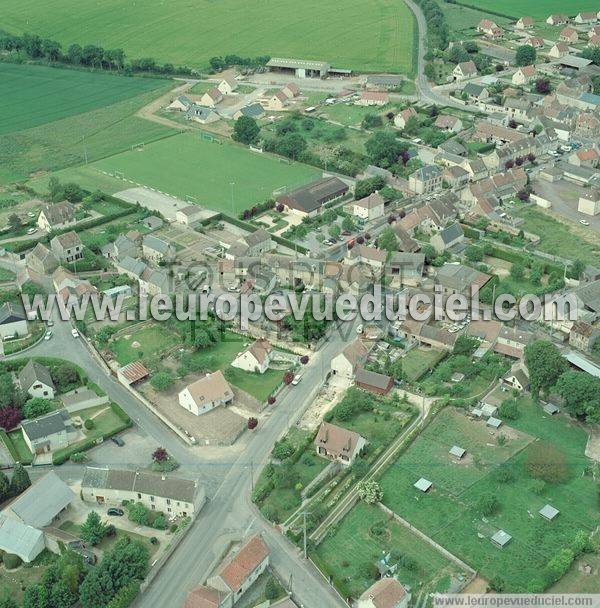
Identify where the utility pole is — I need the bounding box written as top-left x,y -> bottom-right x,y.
303,511 -> 310,559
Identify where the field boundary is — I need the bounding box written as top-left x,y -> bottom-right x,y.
447,0 -> 516,20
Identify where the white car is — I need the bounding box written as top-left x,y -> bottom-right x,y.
44,331 -> 53,341
291,375 -> 302,386
580,219 -> 590,226
356,324 -> 364,334
27,227 -> 37,235
71,328 -> 79,338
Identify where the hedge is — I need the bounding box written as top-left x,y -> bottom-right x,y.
107,581 -> 141,608
52,402 -> 132,465
485,245 -> 563,276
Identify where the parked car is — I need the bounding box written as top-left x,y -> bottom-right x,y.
107,508 -> 124,516
71,328 -> 79,338
44,331 -> 53,341
580,219 -> 590,226
291,375 -> 302,386
111,436 -> 125,447
26,227 -> 37,235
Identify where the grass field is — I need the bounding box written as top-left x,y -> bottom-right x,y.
0,63 -> 166,135
110,324 -> 179,365
450,0 -> 600,20
379,403 -> 600,591
1,0 -> 416,74
48,132 -> 320,213
402,347 -> 447,382
0,65 -> 175,183
316,502 -> 465,599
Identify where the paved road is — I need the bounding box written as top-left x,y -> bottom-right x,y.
404,0 -> 479,113
7,284 -> 351,608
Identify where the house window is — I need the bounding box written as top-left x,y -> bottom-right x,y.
137,493 -> 141,499
166,499 -> 171,505
151,504 -> 155,510
167,508 -> 171,513
150,496 -> 154,502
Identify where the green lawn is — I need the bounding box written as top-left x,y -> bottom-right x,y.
440,2 -> 512,38
45,132 -> 320,213
0,551 -> 57,604
1,0 -> 416,74
109,324 -> 180,365
402,347 -> 446,382
379,402 -> 600,591
315,502 -> 464,599
516,207 -> 600,267
451,0 -> 600,20
0,267 -> 16,282
321,103 -> 392,128
5,429 -> 34,464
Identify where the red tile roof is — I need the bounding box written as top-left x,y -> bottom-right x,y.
218,535 -> 269,593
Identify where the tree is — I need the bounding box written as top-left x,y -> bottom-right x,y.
453,335 -> 479,357
354,176 -> 385,200
569,259 -> 586,280
524,340 -> 568,397
515,44 -> 536,66
0,407 -> 21,431
23,397 -> 53,419
421,244 -> 436,264
248,417 -> 258,429
127,502 -> 150,526
10,463 -> 31,496
499,398 -> 519,420
283,372 -> 294,385
378,227 -> 398,253
79,537 -> 149,608
526,442 -> 569,484
465,245 -> 484,262
329,224 -> 341,240
361,113 -> 383,129
233,115 -> 260,145
80,511 -> 108,546
52,363 -> 80,391
267,396 -> 276,405
152,514 -> 166,530
357,480 -> 383,504
554,371 -> 600,422
7,214 -> 22,232
150,371 -> 173,391
300,355 -> 309,365
0,595 -> 17,608
365,131 -> 407,168
152,447 -> 168,462
534,78 -> 551,95
510,263 -> 525,281
477,493 -> 500,516
0,471 -> 9,503
342,216 -> 355,232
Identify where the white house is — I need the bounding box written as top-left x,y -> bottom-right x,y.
231,339 -> 272,374
314,421 -> 366,466
18,360 -> 55,399
330,338 -> 369,380
512,65 -> 536,85
352,191 -> 385,221
178,370 -> 234,416
200,88 -> 224,107
21,410 -> 74,455
0,302 -> 28,339
452,61 -> 477,81
217,77 -> 238,95
394,107 -> 417,129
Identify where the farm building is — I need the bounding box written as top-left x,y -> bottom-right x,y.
200,88 -> 223,108
356,91 -> 389,106
117,360 -> 150,386
491,530 -> 512,548
354,366 -> 394,395
414,478 -> 432,493
217,77 -> 238,95
487,416 -> 502,429
266,57 -> 330,78
449,445 -> 466,459
314,422 -> 366,466
277,177 -> 349,217
542,402 -> 560,415
539,504 -> 560,521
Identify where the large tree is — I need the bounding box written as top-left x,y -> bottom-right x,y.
524,340 -> 567,397
365,132 -> 407,169
10,463 -> 31,496
378,227 -> 398,253
515,44 -> 536,66
233,115 -> 260,145
80,511 -> 108,546
554,371 -> 600,422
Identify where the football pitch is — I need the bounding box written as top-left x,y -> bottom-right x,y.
455,0 -> 600,19
0,63 -> 166,135
1,0 -> 416,74
37,133 -> 320,214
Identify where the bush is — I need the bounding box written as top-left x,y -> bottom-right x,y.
152,515 -> 166,530
3,553 -> 21,569
84,418 -> 95,430
70,452 -> 88,463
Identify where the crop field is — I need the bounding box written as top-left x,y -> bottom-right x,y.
0,63 -> 166,135
1,0 -> 416,74
68,133 -> 320,214
452,0 -> 600,20
0,65 -> 175,183
379,403 -> 600,590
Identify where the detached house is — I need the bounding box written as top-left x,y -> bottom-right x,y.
431,222 -> 464,253
168,95 -> 192,112
452,61 -> 477,81
512,65 -> 536,86
358,579 -> 410,608
478,19 -> 502,38
434,114 -> 463,133
231,339 -> 273,374
516,17 -> 534,30
178,370 -> 234,416
352,191 -> 385,221
394,107 -> 417,129
0,302 -> 28,339
575,12 -> 598,24
357,91 -> 389,106
569,321 -> 600,352
25,243 -> 58,275
50,231 -> 83,263
217,77 -> 238,95
18,360 -> 55,399
462,82 -> 489,103
331,338 -> 369,379
21,410 -> 74,455
200,88 -> 223,107
315,421 -> 366,466
267,90 -> 289,111
206,535 -> 270,607
559,27 -> 578,43
546,14 -> 568,26
37,202 -> 76,232
549,42 -> 570,58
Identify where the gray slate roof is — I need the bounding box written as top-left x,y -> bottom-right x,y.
238,103 -> 265,118
142,235 -> 171,255
0,302 -> 27,325
18,360 -> 55,393
21,410 -> 70,441
82,466 -> 199,503
0,515 -> 44,560
438,223 -> 464,245
7,471 -> 75,528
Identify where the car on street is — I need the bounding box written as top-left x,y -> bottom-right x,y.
46,319 -> 54,327
44,330 -> 53,340
71,328 -> 79,338
107,508 -> 124,516
27,227 -> 37,235
291,374 -> 302,386
111,436 -> 125,447
580,220 -> 590,226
